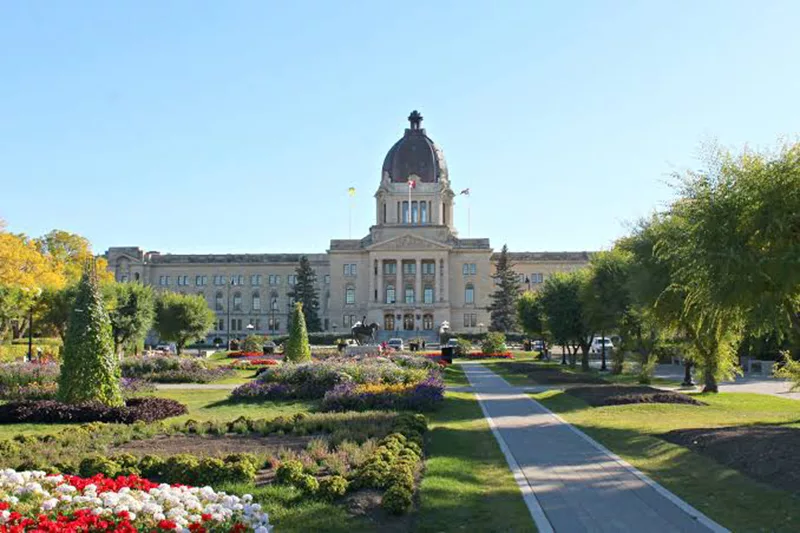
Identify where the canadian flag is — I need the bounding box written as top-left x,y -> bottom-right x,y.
408,178 -> 416,189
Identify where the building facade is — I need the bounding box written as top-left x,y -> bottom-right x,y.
106,111 -> 591,343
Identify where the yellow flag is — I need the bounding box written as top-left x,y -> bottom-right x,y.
348,187 -> 356,197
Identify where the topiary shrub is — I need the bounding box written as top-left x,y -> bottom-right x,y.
319,475 -> 349,501
58,267 -> 124,407
284,303 -> 311,363
382,484 -> 413,515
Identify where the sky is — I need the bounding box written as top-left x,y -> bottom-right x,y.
1,1 -> 799,256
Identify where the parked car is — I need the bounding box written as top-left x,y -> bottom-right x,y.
532,340 -> 546,351
589,337 -> 614,354
387,338 -> 404,351
444,338 -> 460,348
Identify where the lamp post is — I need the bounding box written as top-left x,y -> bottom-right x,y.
226,277 -> 232,348
22,287 -> 41,362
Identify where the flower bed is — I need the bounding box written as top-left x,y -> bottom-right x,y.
121,356 -> 234,383
230,357 -> 435,403
0,363 -> 155,401
227,359 -> 279,371
0,469 -> 271,531
227,351 -> 263,358
462,352 -> 514,359
320,376 -> 444,412
0,397 -> 188,424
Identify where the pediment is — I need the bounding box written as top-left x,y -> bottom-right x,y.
367,234 -> 451,252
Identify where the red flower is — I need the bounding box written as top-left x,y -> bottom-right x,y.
158,519 -> 178,529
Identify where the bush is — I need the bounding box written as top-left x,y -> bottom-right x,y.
638,353 -> 658,384
79,456 -> 121,478
275,459 -> 304,485
285,303 -> 312,363
454,338 -> 472,356
382,484 -> 414,514
481,332 -> 506,355
163,454 -> 200,485
241,335 -> 266,353
0,397 -> 188,424
121,355 -> 233,383
296,473 -> 319,494
319,475 -> 349,500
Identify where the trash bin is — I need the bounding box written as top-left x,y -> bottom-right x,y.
441,346 -> 454,364
263,342 -> 275,355
409,342 -> 419,352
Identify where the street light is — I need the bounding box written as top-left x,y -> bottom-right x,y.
21,287 -> 42,362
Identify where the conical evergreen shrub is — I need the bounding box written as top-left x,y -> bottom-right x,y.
284,302 -> 312,363
57,264 -> 124,406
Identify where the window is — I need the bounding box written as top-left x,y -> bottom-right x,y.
343,315 -> 356,328
120,275 -> 129,283
386,284 -> 395,304
532,273 -> 544,284
251,274 -> 261,286
217,319 -> 225,331
420,201 -> 428,224
345,286 -> 355,305
230,318 -> 242,331
158,275 -> 170,286
233,292 -> 242,311
324,274 -> 330,284
411,201 -> 418,224
252,293 -> 261,311
383,203 -> 387,223
422,262 -> 435,275
176,275 -> 188,286
288,275 -> 297,286
251,318 -> 261,330
343,264 -> 357,277
384,314 -> 395,331
464,313 -> 477,328
465,284 -> 475,304
271,297 -> 279,311
423,286 -> 434,304
383,261 -> 396,275
402,201 -> 409,223
195,275 -> 207,286
230,275 -> 244,286
215,292 -> 224,311
405,285 -> 415,304
518,273 -> 527,284
213,275 -> 224,286
268,318 -> 280,331
423,314 -> 434,330
402,262 -> 416,275
462,263 -> 477,275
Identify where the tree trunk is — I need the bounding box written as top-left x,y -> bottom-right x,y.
560,344 -> 567,365
580,345 -> 590,372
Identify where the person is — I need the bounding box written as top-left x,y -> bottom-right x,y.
422,339 -> 426,350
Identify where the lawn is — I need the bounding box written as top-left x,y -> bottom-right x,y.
533,388 -> 800,532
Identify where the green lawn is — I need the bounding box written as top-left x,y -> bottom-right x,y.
533,389 -> 800,532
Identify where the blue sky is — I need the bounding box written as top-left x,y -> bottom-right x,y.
1,1 -> 798,255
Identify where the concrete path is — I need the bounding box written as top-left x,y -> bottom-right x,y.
461,363 -> 727,533
654,364 -> 800,400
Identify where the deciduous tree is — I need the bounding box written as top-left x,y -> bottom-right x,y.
108,282 -> 155,356
540,271 -> 593,369
153,292 -> 215,354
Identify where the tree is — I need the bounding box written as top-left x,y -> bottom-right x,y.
517,291 -> 546,354
288,256 -> 322,332
583,250 -> 632,372
35,230 -> 113,284
108,282 -> 155,356
488,245 -> 520,332
285,302 -> 311,362
57,265 -> 123,407
153,292 -> 215,354
539,270 -> 594,370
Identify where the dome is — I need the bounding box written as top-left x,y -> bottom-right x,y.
382,110 -> 447,184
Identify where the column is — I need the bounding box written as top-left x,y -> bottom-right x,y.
395,259 -> 402,305
376,257 -> 383,304
442,254 -> 449,302
415,258 -> 422,306
368,254 -> 375,303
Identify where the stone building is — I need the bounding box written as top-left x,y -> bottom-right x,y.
106,111 -> 591,343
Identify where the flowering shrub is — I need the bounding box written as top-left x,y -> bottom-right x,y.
0,397 -> 188,424
0,469 -> 271,531
230,358 -> 432,401
121,356 -> 234,383
321,375 -> 444,412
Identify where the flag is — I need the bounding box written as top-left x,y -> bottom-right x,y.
408,178 -> 416,189
460,188 -> 470,196
348,187 -> 356,197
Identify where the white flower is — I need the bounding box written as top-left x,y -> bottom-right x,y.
41,498 -> 59,511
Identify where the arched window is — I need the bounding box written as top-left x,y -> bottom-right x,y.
271,296 -> 279,311
465,284 -> 475,304
384,314 -> 395,331
345,286 -> 355,305
423,286 -> 434,304
252,292 -> 261,311
405,284 -> 415,304
215,291 -> 224,311
386,284 -> 395,304
233,292 -> 242,311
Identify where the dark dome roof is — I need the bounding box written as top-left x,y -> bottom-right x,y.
382,111 -> 447,184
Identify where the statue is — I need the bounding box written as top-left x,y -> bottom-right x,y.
351,320 -> 380,345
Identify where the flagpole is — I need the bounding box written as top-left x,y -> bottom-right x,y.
348,198 -> 352,238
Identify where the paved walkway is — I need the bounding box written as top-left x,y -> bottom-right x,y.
461,363 -> 727,533
654,364 -> 800,400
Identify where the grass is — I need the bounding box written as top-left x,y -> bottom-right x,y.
415,366 -> 535,533
533,388 -> 800,532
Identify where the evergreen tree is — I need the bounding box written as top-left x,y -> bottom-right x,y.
285,302 -> 312,362
288,256 -> 322,332
488,245 -> 521,332
57,264 -> 123,406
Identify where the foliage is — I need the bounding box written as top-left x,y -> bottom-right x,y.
487,245 -> 520,332
453,337 -> 472,356
153,292 -> 215,354
288,256 -> 322,332
108,282 -> 155,355
517,291 -> 545,341
57,267 -> 124,407
120,355 -> 234,383
0,397 -> 188,424
34,229 -> 113,284
320,376 -> 445,412
539,271 -> 593,369
481,331 -> 506,355
284,302 -> 312,363
240,334 -> 265,353
774,352 -> 800,391
319,475 -> 349,501
637,352 -> 658,384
